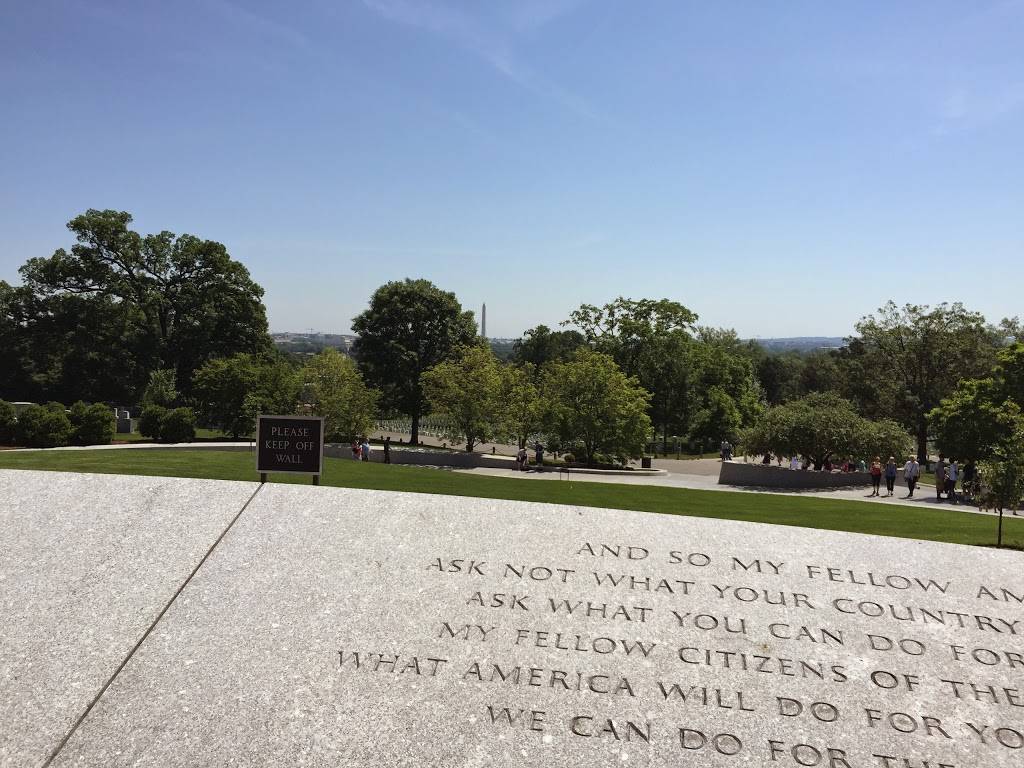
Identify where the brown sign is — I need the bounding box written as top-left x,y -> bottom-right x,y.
256,415 -> 324,475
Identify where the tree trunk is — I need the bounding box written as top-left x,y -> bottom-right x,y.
465,438 -> 474,453
998,507 -> 1004,548
916,419 -> 928,464
411,413 -> 420,445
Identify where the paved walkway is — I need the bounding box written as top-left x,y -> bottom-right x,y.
453,464 -> 1007,518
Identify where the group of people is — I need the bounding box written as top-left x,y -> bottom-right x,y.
931,454 -> 977,504
744,446 -> 980,504
349,436 -> 393,464
861,454 -> 977,502
515,442 -> 545,471
868,456 -> 917,497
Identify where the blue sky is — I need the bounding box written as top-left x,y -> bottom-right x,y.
2,0 -> 1022,338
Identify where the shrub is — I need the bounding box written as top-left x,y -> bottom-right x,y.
159,407 -> 196,443
15,403 -> 73,448
0,400 -> 16,445
69,400 -> 89,428
139,405 -> 167,440
74,403 -> 116,446
562,453 -> 575,464
142,368 -> 178,408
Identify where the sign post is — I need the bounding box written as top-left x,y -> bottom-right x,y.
255,415 -> 324,485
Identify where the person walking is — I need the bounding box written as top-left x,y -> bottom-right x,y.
903,455 -> 920,497
869,457 -> 882,496
946,458 -> 959,503
350,439 -> 360,461
884,456 -> 898,497
517,446 -> 528,471
961,459 -> 977,503
360,437 -> 370,462
934,454 -> 946,500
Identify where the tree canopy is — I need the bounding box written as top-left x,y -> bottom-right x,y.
849,302 -> 1003,460
742,392 -> 912,470
422,345 -> 507,452
351,279 -> 478,444
192,353 -> 300,438
302,349 -> 379,442
542,348 -> 652,465
511,325 -> 586,367
7,210 -> 270,403
930,342 -> 1024,461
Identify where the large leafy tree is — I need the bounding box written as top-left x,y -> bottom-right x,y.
755,351 -> 807,406
566,297 -> 697,448
849,302 -> 1003,461
192,353 -> 300,438
511,325 -> 586,367
0,281 -> 40,399
689,385 -> 743,449
17,210 -> 271,401
351,279 -> 478,444
930,342 -> 1024,461
421,345 -> 507,452
978,425 -> 1024,546
502,363 -> 547,449
301,349 -> 379,442
687,329 -> 763,443
742,392 -> 911,470
542,348 -> 652,465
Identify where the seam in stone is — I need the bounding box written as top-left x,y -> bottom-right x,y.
41,483 -> 265,768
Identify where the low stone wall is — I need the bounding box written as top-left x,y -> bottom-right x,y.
719,461 -> 873,489
324,445 -> 514,469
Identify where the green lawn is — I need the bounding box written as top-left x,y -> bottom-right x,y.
1,448 -> 1021,549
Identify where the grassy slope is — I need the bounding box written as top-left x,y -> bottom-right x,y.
0,448 -> 1020,548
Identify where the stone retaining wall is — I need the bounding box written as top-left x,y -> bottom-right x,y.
719,461 -> 874,488
324,445 -> 514,469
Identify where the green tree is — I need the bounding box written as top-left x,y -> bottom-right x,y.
566,297 -> 697,448
688,386 -> 743,450
756,352 -> 806,405
742,393 -> 911,470
511,325 -> 586,367
851,302 -> 1004,461
930,342 -> 1024,461
502,363 -> 546,449
0,400 -> 17,444
17,209 -> 271,401
0,282 -> 37,400
422,346 -> 507,452
857,418 -> 916,464
978,429 -> 1024,547
351,279 -> 478,444
687,330 -> 764,442
301,349 -> 379,442
3,286 -> 149,404
542,349 -> 652,465
192,354 -> 300,438
799,350 -> 845,397
142,369 -> 179,408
